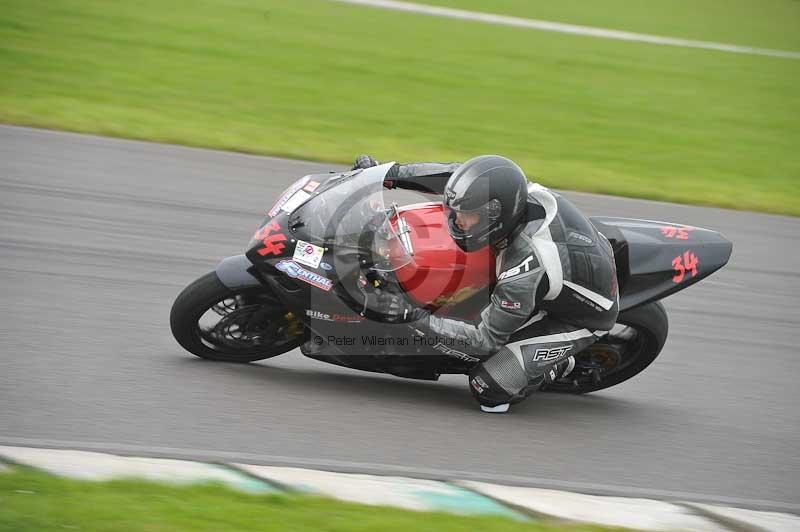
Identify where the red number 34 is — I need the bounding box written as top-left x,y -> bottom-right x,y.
672,251 -> 699,283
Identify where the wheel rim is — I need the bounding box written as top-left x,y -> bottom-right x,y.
551,323 -> 645,389
196,291 -> 302,354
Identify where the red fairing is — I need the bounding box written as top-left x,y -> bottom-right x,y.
391,202 -> 494,308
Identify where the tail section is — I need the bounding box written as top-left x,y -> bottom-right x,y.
590,217 -> 732,311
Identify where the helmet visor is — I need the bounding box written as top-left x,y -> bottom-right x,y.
442,198 -> 501,240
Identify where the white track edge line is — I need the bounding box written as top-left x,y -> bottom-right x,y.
332,0 -> 800,60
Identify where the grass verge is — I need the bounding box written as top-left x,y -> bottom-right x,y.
0,467 -> 616,532
422,0 -> 800,51
1,0 -> 798,215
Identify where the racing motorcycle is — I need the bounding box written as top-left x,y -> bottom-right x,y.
170,163 -> 732,393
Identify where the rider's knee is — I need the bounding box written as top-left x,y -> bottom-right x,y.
469,347 -> 538,406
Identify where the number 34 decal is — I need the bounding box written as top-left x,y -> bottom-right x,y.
672,251 -> 700,283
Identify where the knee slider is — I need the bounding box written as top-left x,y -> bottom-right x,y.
468,365 -> 514,407
469,347 -> 531,406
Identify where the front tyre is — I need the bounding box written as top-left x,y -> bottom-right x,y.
170,272 -> 303,363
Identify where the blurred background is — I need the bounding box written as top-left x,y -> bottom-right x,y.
1,1 -> 799,530
2,0 -> 798,213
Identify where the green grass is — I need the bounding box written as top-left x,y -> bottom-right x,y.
0,467 -> 616,532
1,0 -> 798,215
424,0 -> 800,51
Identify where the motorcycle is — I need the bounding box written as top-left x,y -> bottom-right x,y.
170,163 -> 732,393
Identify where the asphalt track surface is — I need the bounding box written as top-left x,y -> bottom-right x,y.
1,126 -> 798,512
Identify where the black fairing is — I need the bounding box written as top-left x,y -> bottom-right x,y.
243,172 -> 351,321
239,169 -> 466,379
590,217 -> 732,312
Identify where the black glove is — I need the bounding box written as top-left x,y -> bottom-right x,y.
365,289 -> 429,324
352,154 -> 380,170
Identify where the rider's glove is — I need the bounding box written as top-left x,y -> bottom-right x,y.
353,156 -> 400,189
352,154 -> 380,170
386,292 -> 429,323
366,290 -> 428,324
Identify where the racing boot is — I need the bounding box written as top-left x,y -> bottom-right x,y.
469,371 -> 513,413
543,356 -> 576,384
470,348 -> 541,414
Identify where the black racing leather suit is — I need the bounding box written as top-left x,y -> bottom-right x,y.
390,161 -> 620,406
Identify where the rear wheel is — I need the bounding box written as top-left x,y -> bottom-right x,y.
541,301 -> 668,394
170,272 -> 304,362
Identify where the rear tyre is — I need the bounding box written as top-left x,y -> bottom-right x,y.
170,272 -> 303,363
540,301 -> 668,394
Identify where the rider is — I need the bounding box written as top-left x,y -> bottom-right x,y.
353,154 -> 620,413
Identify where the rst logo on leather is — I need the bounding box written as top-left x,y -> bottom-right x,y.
529,345 -> 573,362
497,255 -> 536,281
276,260 -> 334,291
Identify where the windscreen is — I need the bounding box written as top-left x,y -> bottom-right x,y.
289,163 -> 412,271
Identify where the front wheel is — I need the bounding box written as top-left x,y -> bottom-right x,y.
170,272 -> 304,363
541,301 -> 668,394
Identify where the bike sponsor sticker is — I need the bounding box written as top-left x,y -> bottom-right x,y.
280,189 -> 311,214
319,262 -> 333,271
500,299 -> 521,310
293,239 -> 325,268
303,180 -> 320,193
276,260 -> 334,291
305,309 -> 363,323
268,178 -> 309,217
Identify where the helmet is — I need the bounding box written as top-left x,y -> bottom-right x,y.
443,155 -> 528,252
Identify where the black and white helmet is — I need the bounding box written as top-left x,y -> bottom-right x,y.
443,155 -> 528,252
